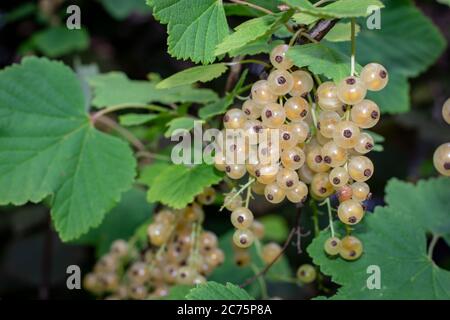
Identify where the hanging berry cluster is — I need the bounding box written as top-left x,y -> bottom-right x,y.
83,196 -> 224,300
214,43 -> 389,261
433,98 -> 450,176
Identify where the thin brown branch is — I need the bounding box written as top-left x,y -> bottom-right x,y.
240,204 -> 303,288
225,56 -> 243,94
296,18 -> 339,44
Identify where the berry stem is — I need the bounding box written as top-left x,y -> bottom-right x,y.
91,103 -> 170,123
320,197 -> 335,238
350,18 -> 356,76
310,199 -> 320,237
245,178 -> 253,208
220,177 -> 255,211
227,59 -> 271,69
250,264 -> 269,299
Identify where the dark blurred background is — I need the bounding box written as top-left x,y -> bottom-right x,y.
0,0 -> 449,299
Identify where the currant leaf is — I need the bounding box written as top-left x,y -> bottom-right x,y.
99,0 -> 151,20
0,57 -> 136,241
285,0 -> 384,18
29,27 -> 89,58
186,282 -> 254,300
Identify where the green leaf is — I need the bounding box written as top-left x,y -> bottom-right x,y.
100,0 -> 151,20
162,285 -> 193,300
152,0 -> 229,64
367,73 -> 410,114
138,162 -> 172,186
199,69 -> 248,119
76,188 -> 155,256
147,164 -> 223,209
164,117 -> 201,138
186,282 -> 254,300
0,57 -> 136,241
324,22 -> 360,42
118,113 -> 160,127
89,72 -> 218,108
157,64 -> 228,89
30,27 -> 89,58
385,178 -> 450,241
215,11 -> 293,56
353,0 -> 446,78
308,205 -> 450,299
259,215 -> 289,242
292,12 -> 321,25
285,0 -> 384,18
437,0 -> 450,6
288,43 -> 362,82
228,38 -> 284,58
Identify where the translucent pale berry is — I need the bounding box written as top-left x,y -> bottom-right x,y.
224,192 -> 243,211
242,99 -> 262,120
281,147 -> 305,170
317,82 -> 343,111
297,264 -> 316,284
442,98 -> 450,125
200,231 -> 218,251
233,229 -> 255,248
329,166 -> 349,188
258,141 -> 280,166
286,181 -> 308,203
255,164 -> 279,184
348,156 -> 374,182
324,237 -> 341,256
285,96 -> 310,121
360,63 -> 389,91
243,119 -> 263,146
251,80 -> 278,104
197,186 -> 216,205
306,146 -> 329,173
110,239 -> 128,258
311,172 -> 334,198
225,164 -> 247,180
354,132 -> 374,154
338,199 -> 364,225
205,248 -> 225,267
276,168 -> 299,190
290,120 -> 310,143
298,164 -> 314,184
264,182 -> 286,204
290,70 -> 314,96
231,207 -> 254,229
433,142 -> 450,176
337,76 -> 367,105
337,185 -> 353,203
262,242 -> 282,264
268,69 -> 294,96
351,100 -> 380,129
351,182 -> 371,202
270,44 -> 294,70
321,141 -> 348,168
251,181 -> 266,195
128,262 -> 149,285
339,235 -> 363,260
147,222 -> 170,246
128,284 -> 148,300
279,124 -> 299,149
234,248 -> 251,267
223,108 -> 246,129
318,110 -> 341,138
262,103 -> 286,128
251,220 -> 265,240
214,152 -> 227,172
333,120 -> 361,149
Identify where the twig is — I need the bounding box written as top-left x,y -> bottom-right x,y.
240,204 -> 303,288
428,235 -> 440,260
229,0 -> 274,15
90,104 -> 169,123
350,18 -> 356,76
95,116 -> 146,152
319,198 -> 335,238
225,56 -> 243,93
297,19 -> 339,44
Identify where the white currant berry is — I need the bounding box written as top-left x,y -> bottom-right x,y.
338,199 -> 364,225
262,242 -> 282,264
223,108 -> 246,129
433,142 -> 450,176
337,76 -> 367,105
298,163 -> 314,184
290,70 -> 314,96
317,82 -> 343,111
255,164 -> 279,184
286,181 -> 308,203
348,156 -> 374,182
242,99 -> 262,120
225,164 -> 247,180
281,147 -> 305,170
197,187 -> 216,205
262,103 -> 286,128
233,229 -> 255,248
251,80 -> 278,104
268,69 -> 294,96
318,110 -> 341,139
290,120 -> 310,143
224,191 -> 243,211
306,146 -> 329,173
354,132 -> 374,154
333,120 -> 361,149
329,166 -> 349,188
324,237 -> 341,256
442,98 -> 450,125
270,44 -> 294,70
351,182 -> 371,202
351,100 -> 380,129
311,172 -> 334,198
285,96 -> 310,121
321,141 -> 348,168
339,236 -> 363,260
264,182 -> 286,204
360,63 -> 389,91
279,124 -> 299,149
297,264 -> 316,284
276,167 -> 299,190
231,207 -> 254,229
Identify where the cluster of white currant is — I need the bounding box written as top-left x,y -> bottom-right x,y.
433,98 -> 450,176
215,44 -> 388,260
83,196 -> 224,300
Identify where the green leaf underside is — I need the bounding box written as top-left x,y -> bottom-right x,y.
164,117 -> 200,138
31,27 -> 89,58
89,72 -> 218,108
186,282 -> 254,300
76,188 -> 154,256
157,63 -> 228,89
100,0 -> 151,20
215,11 -> 293,56
147,164 -> 223,209
0,57 -> 136,241
152,0 -> 229,64
285,0 -> 384,18
308,177 -> 450,299
118,113 -> 160,126
288,43 -> 362,82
